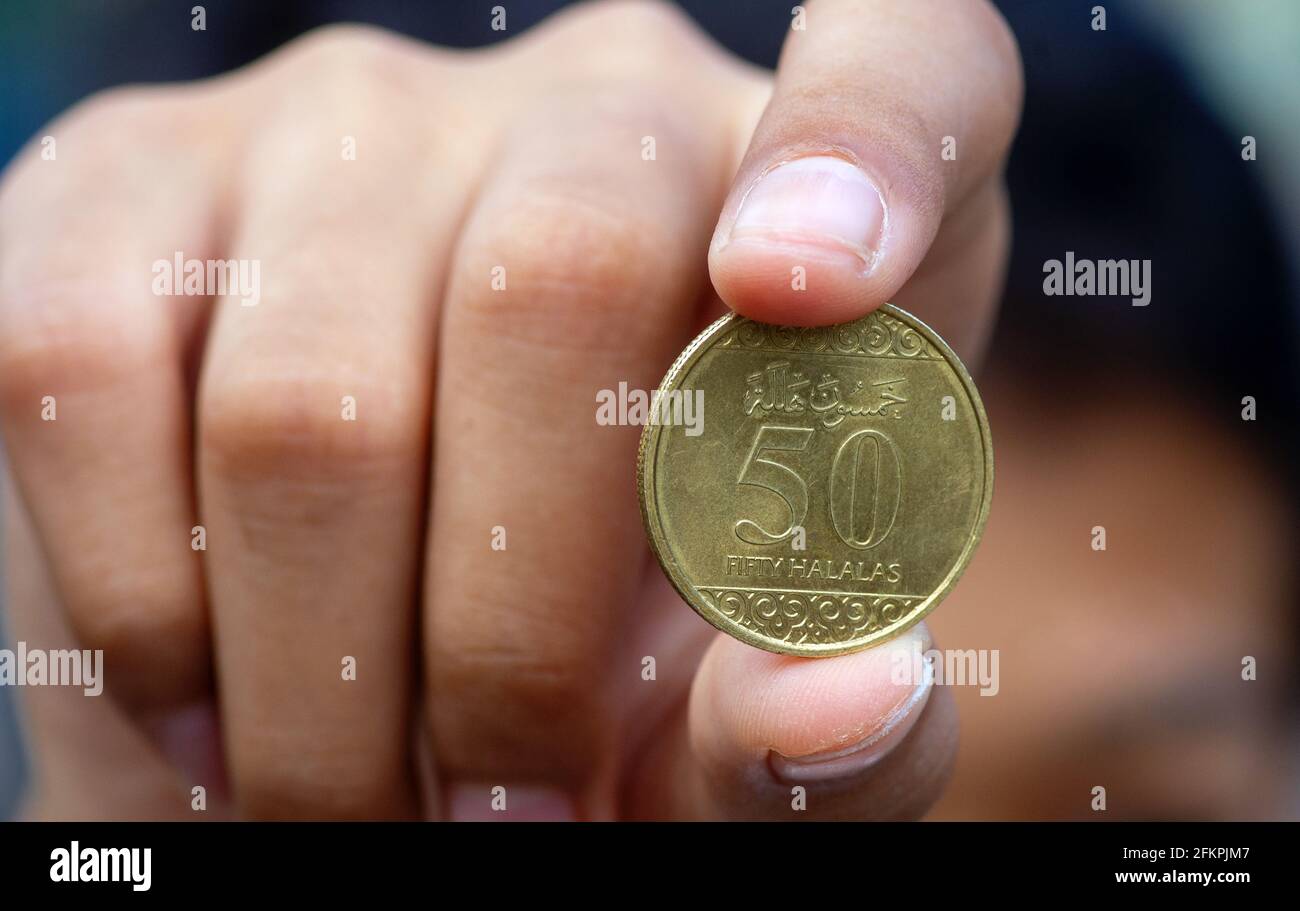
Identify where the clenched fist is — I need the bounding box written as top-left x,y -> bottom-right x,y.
0,0 -> 1021,820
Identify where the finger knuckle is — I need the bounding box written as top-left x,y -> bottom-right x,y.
431,638 -> 607,772
235,751 -> 401,820
66,572 -> 199,665
539,0 -> 707,78
456,191 -> 672,352
200,370 -> 419,482
246,24 -> 436,160
436,642 -> 598,713
0,86 -> 182,217
273,22 -> 439,95
280,22 -> 402,71
590,0 -> 701,49
0,284 -> 168,415
55,85 -> 177,144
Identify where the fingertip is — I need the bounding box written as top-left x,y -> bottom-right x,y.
691,622 -> 937,772
708,237 -> 883,326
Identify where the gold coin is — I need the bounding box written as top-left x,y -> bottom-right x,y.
638,305 -> 992,657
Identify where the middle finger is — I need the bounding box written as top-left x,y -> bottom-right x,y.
196,34 -> 478,819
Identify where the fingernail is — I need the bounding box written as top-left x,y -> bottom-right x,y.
727,155 -> 886,267
769,628 -> 935,782
448,784 -> 576,822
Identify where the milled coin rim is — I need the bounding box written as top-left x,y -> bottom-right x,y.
637,304 -> 994,657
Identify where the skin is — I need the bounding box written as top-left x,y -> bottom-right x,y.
0,0 -> 1024,820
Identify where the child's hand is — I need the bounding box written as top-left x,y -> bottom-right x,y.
0,0 -> 1021,820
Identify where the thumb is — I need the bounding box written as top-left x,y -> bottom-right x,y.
709,0 -> 1021,327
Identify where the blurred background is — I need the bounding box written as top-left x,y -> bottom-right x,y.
1,0 -> 1297,820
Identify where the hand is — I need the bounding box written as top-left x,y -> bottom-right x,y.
0,0 -> 1021,820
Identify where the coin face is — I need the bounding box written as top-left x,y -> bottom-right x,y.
638,305 -> 993,657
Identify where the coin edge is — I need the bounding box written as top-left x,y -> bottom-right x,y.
636,305 -> 994,657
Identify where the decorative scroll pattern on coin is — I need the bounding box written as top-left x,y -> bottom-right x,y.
717,312 -> 941,360
699,587 -> 919,644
